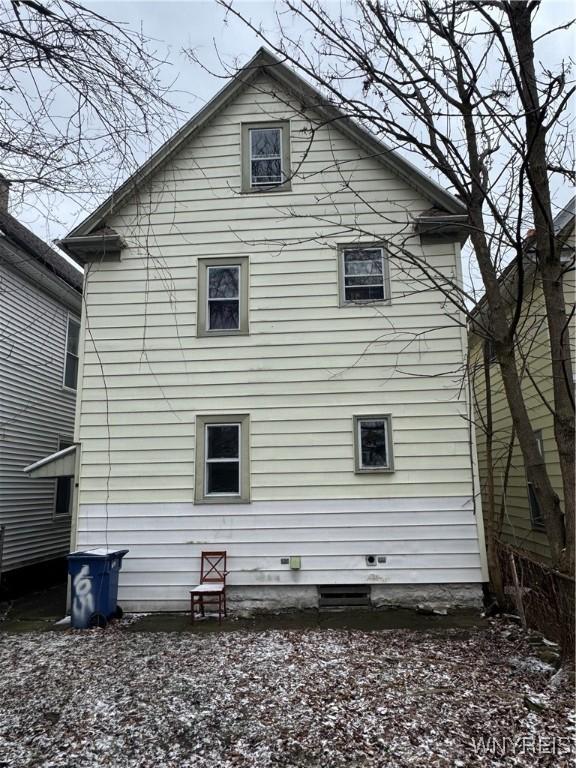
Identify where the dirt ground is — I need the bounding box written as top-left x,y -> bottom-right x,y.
0,617 -> 573,767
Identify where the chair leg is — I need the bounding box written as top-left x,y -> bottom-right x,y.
190,594 -> 195,623
200,596 -> 205,617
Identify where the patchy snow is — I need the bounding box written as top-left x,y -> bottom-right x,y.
0,624 -> 573,767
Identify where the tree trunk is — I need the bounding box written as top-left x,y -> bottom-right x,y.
468,214 -> 566,569
507,1 -> 575,575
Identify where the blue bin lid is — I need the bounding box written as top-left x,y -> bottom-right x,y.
67,548 -> 129,560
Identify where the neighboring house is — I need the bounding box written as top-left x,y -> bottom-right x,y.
0,177 -> 83,583
470,198 -> 575,563
52,48 -> 487,613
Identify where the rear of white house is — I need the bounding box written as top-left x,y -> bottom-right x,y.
61,50 -> 487,613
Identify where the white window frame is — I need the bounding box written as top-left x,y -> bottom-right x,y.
249,126 -> 283,187
206,264 -> 241,332
339,245 -> 391,306
354,414 -> 394,473
63,314 -> 81,392
204,422 -> 242,498
53,434 -> 73,519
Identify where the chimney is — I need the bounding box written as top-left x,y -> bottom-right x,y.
0,174 -> 10,213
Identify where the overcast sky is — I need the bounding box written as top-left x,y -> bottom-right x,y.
18,0 -> 575,251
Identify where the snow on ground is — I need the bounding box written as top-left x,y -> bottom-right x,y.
0,623 -> 573,767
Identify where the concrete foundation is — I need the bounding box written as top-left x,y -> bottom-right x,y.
370,583 -> 484,611
226,583 -> 483,616
227,585 -> 318,617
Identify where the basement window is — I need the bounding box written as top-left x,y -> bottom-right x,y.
354,415 -> 394,473
195,414 -> 250,503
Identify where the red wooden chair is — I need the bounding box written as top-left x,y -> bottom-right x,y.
190,551 -> 228,623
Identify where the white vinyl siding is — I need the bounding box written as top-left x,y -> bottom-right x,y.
73,72 -> 484,602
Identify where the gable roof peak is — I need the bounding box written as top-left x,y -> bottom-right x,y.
63,47 -> 465,242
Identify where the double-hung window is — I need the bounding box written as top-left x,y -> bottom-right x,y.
339,246 -> 390,304
528,430 -> 545,531
242,122 -> 291,192
197,257 -> 249,336
354,415 -> 394,473
195,414 -> 250,503
54,437 -> 73,517
64,315 -> 80,390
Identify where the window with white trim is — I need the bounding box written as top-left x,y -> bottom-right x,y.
64,316 -> 80,390
340,246 -> 389,304
250,127 -> 282,186
195,414 -> 250,503
54,437 -> 73,517
241,122 -> 291,193
354,415 -> 394,473
207,265 -> 240,331
206,423 -> 241,495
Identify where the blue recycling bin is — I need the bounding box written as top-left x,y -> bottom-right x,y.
67,549 -> 129,629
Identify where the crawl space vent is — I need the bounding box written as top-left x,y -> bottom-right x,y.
318,585 -> 371,608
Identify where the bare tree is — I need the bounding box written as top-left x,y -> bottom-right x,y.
0,0 -> 178,217
208,0 -> 575,574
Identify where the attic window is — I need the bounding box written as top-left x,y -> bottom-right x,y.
242,122 -> 291,193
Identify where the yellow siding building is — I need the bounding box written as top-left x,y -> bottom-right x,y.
470,200 -> 575,563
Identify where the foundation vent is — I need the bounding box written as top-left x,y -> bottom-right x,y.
318,585 -> 371,608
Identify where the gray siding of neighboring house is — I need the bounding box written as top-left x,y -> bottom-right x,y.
0,261 -> 79,572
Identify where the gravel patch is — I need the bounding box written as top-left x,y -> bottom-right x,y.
0,623 -> 573,767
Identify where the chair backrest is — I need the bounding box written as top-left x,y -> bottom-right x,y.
200,551 -> 227,584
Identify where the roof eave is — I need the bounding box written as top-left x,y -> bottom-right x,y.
57,232 -> 127,265
414,214 -> 469,243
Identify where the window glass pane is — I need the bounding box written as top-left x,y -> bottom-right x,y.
207,462 -> 240,494
344,249 -> 383,275
251,158 -> 282,185
208,299 -> 239,330
64,353 -> 78,389
67,318 -> 80,355
207,424 -> 239,459
344,275 -> 384,287
360,420 -> 388,467
528,483 -> 544,529
208,266 -> 239,299
55,477 -> 71,515
345,285 -> 385,302
251,128 -> 281,158
343,249 -> 386,302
